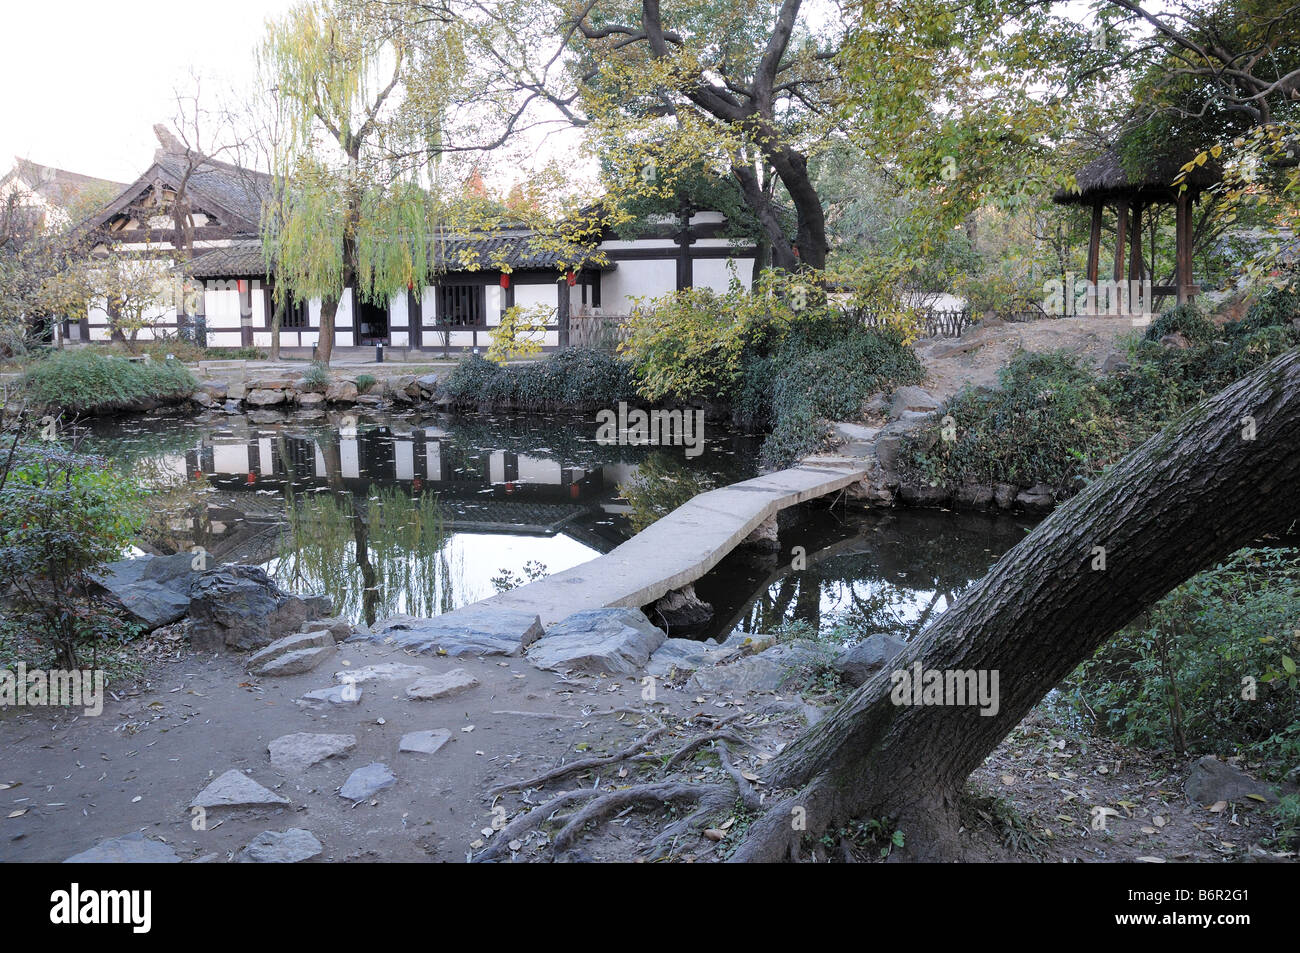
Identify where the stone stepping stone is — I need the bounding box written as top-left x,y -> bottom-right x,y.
255,646 -> 336,677
268,732 -> 357,771
339,762 -> 396,802
527,608 -> 666,675
405,669 -> 479,700
357,608 -> 543,657
249,629 -> 336,669
335,662 -> 429,685
398,729 -> 452,755
191,770 -> 290,811
63,831 -> 181,863
238,828 -> 323,863
296,685 -> 363,709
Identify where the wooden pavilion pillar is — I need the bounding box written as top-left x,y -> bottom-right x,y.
1129,202 -> 1145,316
1086,201 -> 1102,289
1175,190 -> 1195,304
1112,199 -> 1129,312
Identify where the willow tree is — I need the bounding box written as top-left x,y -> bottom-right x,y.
261,0 -> 462,363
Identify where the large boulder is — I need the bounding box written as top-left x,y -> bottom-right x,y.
187,565 -> 331,653
834,634 -> 909,687
888,386 -> 942,421
527,608 -> 666,675
325,381 -> 358,403
1185,756 -> 1281,806
646,637 -> 714,678
246,388 -> 286,407
93,552 -> 197,631
687,641 -> 827,694
356,608 -> 543,657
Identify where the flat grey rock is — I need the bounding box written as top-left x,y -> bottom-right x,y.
405,669 -> 479,700
191,770 -> 290,810
358,608 -> 543,657
92,552 -> 196,630
399,729 -> 452,754
339,762 -> 396,802
334,662 -> 429,685
687,642 -> 827,694
296,684 -> 363,709
300,618 -> 353,641
255,645 -> 336,677
646,638 -> 714,678
526,608 -> 666,675
268,732 -> 357,772
64,831 -> 181,863
249,629 -> 336,670
239,828 -> 322,863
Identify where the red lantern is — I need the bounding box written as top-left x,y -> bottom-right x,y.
237,279 -> 247,293
193,469 -> 202,481
569,483 -> 580,499
408,280 -> 414,291
566,271 -> 577,287
504,481 -> 516,494
247,472 -> 256,485
500,273 -> 510,289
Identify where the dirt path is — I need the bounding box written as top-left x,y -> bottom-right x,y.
912,316 -> 1139,403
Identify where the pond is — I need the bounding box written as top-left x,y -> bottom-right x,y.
78,409 -> 1034,641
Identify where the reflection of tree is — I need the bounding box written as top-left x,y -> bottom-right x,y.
274,430 -> 452,626
618,452 -> 720,533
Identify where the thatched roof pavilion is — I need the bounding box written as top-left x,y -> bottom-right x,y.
1055,148 -> 1220,308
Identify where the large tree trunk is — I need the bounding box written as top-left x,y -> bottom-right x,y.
731,348 -> 1300,862
317,297 -> 338,365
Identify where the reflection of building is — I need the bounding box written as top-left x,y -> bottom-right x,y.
185,425 -> 632,550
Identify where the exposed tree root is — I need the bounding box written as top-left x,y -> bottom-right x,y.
487,726 -> 667,796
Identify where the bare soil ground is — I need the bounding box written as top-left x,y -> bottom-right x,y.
2,635 -> 1290,863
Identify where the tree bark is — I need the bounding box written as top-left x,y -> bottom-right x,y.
731,348 -> 1300,862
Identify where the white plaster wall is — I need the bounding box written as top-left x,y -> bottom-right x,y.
694,257 -> 753,294
601,258 -> 676,313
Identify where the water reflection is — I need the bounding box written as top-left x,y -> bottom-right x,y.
79,410 -> 760,626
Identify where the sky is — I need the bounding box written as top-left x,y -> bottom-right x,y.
0,0 -> 298,184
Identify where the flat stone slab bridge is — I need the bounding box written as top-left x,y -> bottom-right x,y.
476,457 -> 869,627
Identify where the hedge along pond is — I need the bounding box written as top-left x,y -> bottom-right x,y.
77,408 -> 1033,639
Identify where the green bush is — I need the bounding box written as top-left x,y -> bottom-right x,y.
0,439 -> 144,669
355,373 -> 377,394
1229,287 -> 1300,335
1053,547 -> 1300,774
902,315 -> 1300,492
901,350 -> 1130,489
442,348 -> 636,411
740,317 -> 923,468
1144,302 -> 1216,345
22,349 -> 197,414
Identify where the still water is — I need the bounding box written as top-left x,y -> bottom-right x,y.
79,409 -> 1032,640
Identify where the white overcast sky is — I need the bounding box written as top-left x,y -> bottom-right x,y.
0,0 -> 298,184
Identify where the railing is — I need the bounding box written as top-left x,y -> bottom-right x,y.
568,313 -> 633,351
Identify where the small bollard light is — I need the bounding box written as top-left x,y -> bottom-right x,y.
376,343 -> 384,363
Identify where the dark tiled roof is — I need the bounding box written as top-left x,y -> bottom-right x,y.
188,244 -> 268,278
433,233 -> 572,271
153,152 -> 270,230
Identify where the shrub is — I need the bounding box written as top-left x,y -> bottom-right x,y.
0,437 -> 144,669
1053,547 -> 1300,773
442,348 -> 635,411
900,350 -> 1129,489
299,361 -> 332,392
22,349 -> 197,414
1230,287 -> 1300,335
355,373 -> 377,394
1144,302 -> 1216,344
